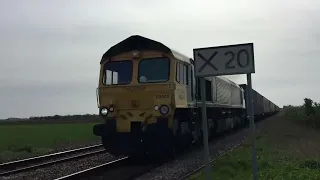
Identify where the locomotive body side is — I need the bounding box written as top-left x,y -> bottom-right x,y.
194,76 -> 246,137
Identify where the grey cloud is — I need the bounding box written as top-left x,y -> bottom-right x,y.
0,0 -> 319,118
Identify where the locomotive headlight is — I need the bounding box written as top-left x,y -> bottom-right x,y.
132,50 -> 140,59
109,106 -> 114,112
159,105 -> 169,115
100,108 -> 108,116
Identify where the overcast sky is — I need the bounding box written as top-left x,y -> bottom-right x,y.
0,0 -> 319,119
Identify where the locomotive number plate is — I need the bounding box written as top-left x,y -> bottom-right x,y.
155,94 -> 169,99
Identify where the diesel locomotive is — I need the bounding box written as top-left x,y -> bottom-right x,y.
93,35 -> 279,157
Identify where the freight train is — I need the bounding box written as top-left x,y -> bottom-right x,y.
240,84 -> 280,120
93,35 -> 280,158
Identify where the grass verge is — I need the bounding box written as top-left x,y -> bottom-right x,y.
0,122 -> 100,163
189,112 -> 320,180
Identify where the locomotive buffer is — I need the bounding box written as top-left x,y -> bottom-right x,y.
193,43 -> 257,180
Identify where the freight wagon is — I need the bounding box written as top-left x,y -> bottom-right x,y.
239,84 -> 279,119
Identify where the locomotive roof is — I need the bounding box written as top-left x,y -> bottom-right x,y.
218,76 -> 238,86
216,76 -> 242,89
101,35 -> 192,64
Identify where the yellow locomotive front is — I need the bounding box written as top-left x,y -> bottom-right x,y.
93,36 -> 180,157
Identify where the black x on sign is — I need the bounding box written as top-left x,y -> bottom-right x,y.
197,52 -> 218,73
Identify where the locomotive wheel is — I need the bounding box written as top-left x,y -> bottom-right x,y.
101,136 -> 122,157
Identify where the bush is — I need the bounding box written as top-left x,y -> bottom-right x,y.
304,98 -> 315,116
285,98 -> 320,128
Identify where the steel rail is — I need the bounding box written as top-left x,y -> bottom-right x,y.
0,144 -> 104,176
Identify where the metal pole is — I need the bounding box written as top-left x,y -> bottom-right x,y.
200,77 -> 210,180
247,73 -> 258,180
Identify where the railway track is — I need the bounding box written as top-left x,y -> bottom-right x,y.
54,141 -> 217,180
0,144 -> 105,176
51,126 -> 249,180
54,155 -> 174,180
54,157 -> 133,180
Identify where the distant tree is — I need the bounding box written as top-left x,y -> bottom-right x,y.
53,115 -> 60,119
23,113 -> 100,122
304,98 -> 315,116
283,105 -> 294,109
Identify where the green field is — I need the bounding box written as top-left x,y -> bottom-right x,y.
189,107 -> 320,179
0,121 -> 100,163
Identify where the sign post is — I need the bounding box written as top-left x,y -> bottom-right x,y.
193,43 -> 256,180
246,73 -> 258,180
199,77 -> 210,180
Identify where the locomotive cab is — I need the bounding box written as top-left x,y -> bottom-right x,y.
97,52 -> 174,132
